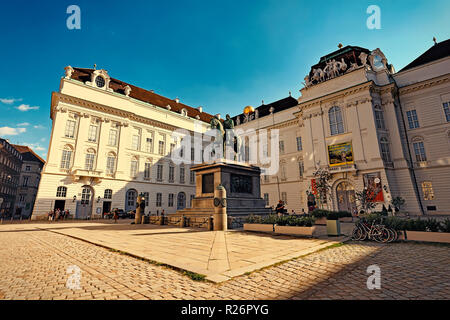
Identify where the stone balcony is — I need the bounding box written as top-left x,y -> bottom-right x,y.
71,168 -> 104,183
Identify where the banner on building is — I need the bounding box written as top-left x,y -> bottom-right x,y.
327,142 -> 354,167
311,179 -> 317,195
363,172 -> 384,202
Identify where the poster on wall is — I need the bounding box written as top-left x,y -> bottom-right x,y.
363,172 -> 384,202
327,142 -> 354,167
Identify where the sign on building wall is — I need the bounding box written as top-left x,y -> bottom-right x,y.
327,142 -> 354,167
363,172 -> 384,202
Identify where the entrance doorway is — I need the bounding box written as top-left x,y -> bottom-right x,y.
54,200 -> 66,211
102,201 -> 111,216
76,186 -> 93,219
125,189 -> 137,212
336,181 -> 356,213
177,192 -> 186,210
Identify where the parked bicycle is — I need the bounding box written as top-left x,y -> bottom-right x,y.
351,217 -> 398,243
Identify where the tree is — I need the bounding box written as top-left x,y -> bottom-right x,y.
312,166 -> 332,209
355,188 -> 377,213
391,196 -> 405,212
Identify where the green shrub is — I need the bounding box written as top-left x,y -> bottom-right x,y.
311,209 -> 329,218
405,219 -> 427,231
245,214 -> 262,224
261,215 -> 278,225
439,218 -> 450,233
383,216 -> 406,231
337,211 -> 352,218
276,215 -> 315,227
424,218 -> 440,232
326,212 -> 339,220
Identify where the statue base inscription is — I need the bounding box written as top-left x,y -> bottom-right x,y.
172,159 -> 271,218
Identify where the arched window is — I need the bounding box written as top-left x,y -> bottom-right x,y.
374,105 -> 386,130
106,152 -> 116,174
380,137 -> 391,162
104,189 -> 112,199
329,106 -> 344,135
56,186 -> 67,197
60,145 -> 73,169
81,186 -> 92,205
85,149 -> 96,170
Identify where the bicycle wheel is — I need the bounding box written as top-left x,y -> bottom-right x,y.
351,226 -> 364,241
389,229 -> 398,243
374,227 -> 390,243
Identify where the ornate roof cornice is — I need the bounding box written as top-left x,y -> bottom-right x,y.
52,92 -> 183,132
398,74 -> 450,95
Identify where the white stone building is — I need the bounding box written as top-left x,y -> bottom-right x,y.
32,67 -> 214,220
235,40 -> 450,215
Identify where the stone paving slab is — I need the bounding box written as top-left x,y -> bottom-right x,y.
9,221 -> 343,282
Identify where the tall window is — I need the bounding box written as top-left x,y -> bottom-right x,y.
146,137 -> 154,153
144,161 -> 151,180
296,137 -> 303,151
264,193 -> 269,206
22,176 -> 29,187
329,106 -> 344,135
422,182 -> 434,200
81,187 -> 91,205
60,147 -> 72,169
168,193 -> 174,207
168,164 -> 175,182
88,125 -> 98,142
143,192 -> 149,206
158,141 -> 165,155
85,149 -> 95,170
170,143 -> 175,154
131,134 -> 140,150
413,140 -> 427,162
406,110 -> 420,129
56,186 -> 67,197
108,129 -> 118,146
104,189 -> 112,199
156,193 -> 162,207
190,170 -> 195,184
65,120 -> 76,138
380,137 -> 391,163
280,162 -> 287,180
279,141 -> 285,154
180,166 -> 185,184
443,102 -> 450,122
130,158 -> 138,177
298,160 -> 304,178
374,105 -> 386,130
157,164 -> 164,181
281,192 -> 287,204
106,153 -> 116,174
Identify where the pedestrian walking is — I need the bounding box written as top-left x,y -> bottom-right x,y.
113,209 -> 118,223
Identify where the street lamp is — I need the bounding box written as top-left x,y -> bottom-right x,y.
72,195 -> 77,202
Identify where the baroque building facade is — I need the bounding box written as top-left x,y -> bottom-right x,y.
0,138 -> 23,217
32,67 -> 214,220
12,145 -> 45,218
235,40 -> 450,215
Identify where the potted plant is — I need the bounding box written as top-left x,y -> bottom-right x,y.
311,209 -> 329,225
243,214 -> 276,233
337,210 -> 353,222
326,211 -> 341,236
274,216 -> 316,237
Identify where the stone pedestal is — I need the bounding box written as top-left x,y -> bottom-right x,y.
173,159 -> 271,219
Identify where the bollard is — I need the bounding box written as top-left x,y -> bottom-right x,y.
213,184 -> 227,231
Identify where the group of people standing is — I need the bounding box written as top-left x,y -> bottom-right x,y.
48,208 -> 70,221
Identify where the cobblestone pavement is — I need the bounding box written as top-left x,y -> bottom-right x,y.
0,228 -> 449,300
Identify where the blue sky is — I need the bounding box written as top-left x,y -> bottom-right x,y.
0,0 -> 449,159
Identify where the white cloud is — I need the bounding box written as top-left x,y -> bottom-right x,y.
40,137 -> 46,142
0,98 -> 22,104
17,122 -> 30,126
33,125 -> 44,129
0,127 -> 27,136
16,104 -> 39,111
23,142 -> 46,152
